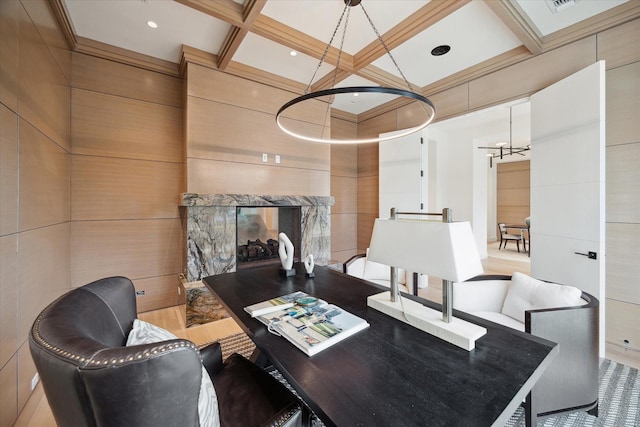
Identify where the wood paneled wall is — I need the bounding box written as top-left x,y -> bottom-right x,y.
0,1 -> 71,425
355,18 -> 640,357
70,53 -> 184,313
330,118 -> 358,262
603,33 -> 640,355
184,63 -> 331,197
496,161 -> 530,228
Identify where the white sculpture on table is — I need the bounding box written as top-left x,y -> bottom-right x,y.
304,254 -> 315,277
278,232 -> 295,276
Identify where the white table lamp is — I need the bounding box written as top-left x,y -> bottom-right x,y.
366,208 -> 486,350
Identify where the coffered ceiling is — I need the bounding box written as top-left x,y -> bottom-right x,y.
58,0 -> 636,118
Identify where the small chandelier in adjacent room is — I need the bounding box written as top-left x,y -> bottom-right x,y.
276,0 -> 436,144
478,106 -> 530,167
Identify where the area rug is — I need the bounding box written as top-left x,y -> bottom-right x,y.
214,332 -> 639,427
506,358 -> 639,426
214,332 -> 256,360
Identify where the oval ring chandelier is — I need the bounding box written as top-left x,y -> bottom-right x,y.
275,0 -> 436,144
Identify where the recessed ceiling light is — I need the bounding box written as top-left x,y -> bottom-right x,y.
147,20 -> 158,29
431,45 -> 451,56
289,50 -> 298,57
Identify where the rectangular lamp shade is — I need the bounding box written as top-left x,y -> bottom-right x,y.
367,219 -> 483,282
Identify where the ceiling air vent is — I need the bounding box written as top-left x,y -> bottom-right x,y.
546,0 -> 579,14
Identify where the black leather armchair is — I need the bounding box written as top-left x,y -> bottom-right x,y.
29,276 -> 305,427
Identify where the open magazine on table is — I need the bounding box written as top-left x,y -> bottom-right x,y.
243,291 -> 312,317
248,292 -> 370,356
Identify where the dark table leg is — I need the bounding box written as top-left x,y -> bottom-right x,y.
525,393 -> 537,427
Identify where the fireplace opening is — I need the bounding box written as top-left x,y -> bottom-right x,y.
236,206 -> 301,270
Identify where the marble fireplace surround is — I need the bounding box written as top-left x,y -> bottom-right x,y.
180,193 -> 334,282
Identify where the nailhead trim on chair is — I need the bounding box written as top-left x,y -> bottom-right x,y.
271,406 -> 301,427
31,308 -> 198,368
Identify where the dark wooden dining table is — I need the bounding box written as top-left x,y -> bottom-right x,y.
203,263 -> 557,427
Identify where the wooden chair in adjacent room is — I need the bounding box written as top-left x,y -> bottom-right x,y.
498,223 -> 526,252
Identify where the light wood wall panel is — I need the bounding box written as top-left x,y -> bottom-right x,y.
71,155 -> 182,221
20,0 -> 71,82
606,223 -> 640,304
497,161 -> 530,173
331,118 -> 358,145
72,88 -> 183,162
607,143 -> 640,223
331,175 -> 358,262
0,355 -> 17,427
330,143 -> 357,177
356,142 -> 379,251
187,96 -> 329,170
357,175 -> 378,214
357,174 -> 378,251
17,223 -> 71,339
0,235 -> 18,368
496,162 -> 530,226
357,213 -> 377,251
606,299 -> 640,352
16,344 -> 36,414
18,5 -> 70,151
496,169 -> 530,189
428,84 -> 469,123
331,198 -> 357,260
597,18 -> 640,70
497,209 -> 530,230
133,275 -> 181,313
396,101 -> 430,130
187,63 -> 327,124
469,37 -> 596,111
185,62 -> 331,203
1,105 -> 18,235
187,158 -> 330,196
72,53 -> 183,107
0,0 -> 19,110
603,55 -> 640,357
606,61 -> 640,147
1,1 -> 71,422
71,219 -> 183,287
497,188 -> 530,207
18,119 -> 70,232
331,176 -> 357,213
71,53 -> 185,313
330,120 -> 358,262
330,214 -> 358,255
357,143 -> 379,177
358,110 -> 396,140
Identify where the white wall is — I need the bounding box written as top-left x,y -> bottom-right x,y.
427,123 -> 488,258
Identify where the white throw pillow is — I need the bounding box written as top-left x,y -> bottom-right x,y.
501,272 -> 584,323
126,319 -> 220,427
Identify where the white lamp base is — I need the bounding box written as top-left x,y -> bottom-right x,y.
367,292 -> 487,351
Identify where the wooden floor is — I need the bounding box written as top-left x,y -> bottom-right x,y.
13,250 -> 639,426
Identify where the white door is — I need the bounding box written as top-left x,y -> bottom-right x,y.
378,130 -> 425,218
530,61 -> 606,355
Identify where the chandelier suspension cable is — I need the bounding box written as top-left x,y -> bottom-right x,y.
305,1 -> 351,95
360,2 -> 413,93
315,0 -> 352,136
